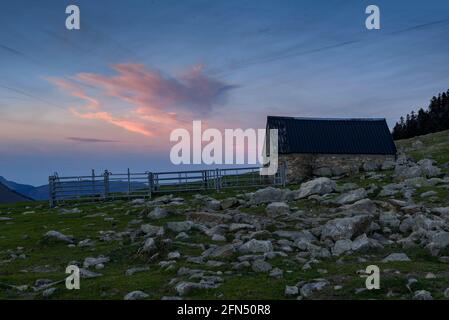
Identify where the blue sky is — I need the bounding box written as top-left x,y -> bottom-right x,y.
1,0 -> 449,185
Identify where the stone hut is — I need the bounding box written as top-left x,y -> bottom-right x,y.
266,116 -> 397,183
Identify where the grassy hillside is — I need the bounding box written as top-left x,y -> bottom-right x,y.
1,130 -> 449,300
395,129 -> 449,169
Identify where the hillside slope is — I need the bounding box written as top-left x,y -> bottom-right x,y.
0,176 -> 48,201
0,182 -> 33,204
1,130 -> 449,300
395,129 -> 449,168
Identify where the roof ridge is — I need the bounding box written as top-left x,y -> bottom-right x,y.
267,116 -> 386,121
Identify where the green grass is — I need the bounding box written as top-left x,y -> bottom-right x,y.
1,198 -> 448,300
396,129 -> 449,167
1,130 -> 449,300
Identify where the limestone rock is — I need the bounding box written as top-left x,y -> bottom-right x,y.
294,178 -> 336,199
285,285 -> 299,296
251,259 -> 272,273
43,231 -> 74,244
124,291 -> 149,300
321,215 -> 371,241
166,221 -> 193,233
148,207 -> 168,220
335,188 -> 367,205
250,187 -> 286,204
238,239 -> 273,254
382,253 -> 411,263
266,202 -> 290,216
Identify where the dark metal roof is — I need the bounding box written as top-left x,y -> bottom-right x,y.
266,116 -> 397,155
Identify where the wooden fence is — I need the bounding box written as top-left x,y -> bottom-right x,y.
48,165 -> 286,206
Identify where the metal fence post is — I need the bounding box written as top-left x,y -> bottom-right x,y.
127,168 -> 131,198
215,168 -> 221,192
103,170 -> 110,200
203,170 -> 208,190
91,169 -> 95,196
148,172 -> 153,199
48,176 -> 55,207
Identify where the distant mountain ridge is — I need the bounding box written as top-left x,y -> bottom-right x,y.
0,176 -> 149,201
0,176 -> 49,200
0,181 -> 33,204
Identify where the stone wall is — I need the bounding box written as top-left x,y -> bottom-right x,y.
279,153 -> 395,184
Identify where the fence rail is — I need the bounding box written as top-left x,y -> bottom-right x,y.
48,165 -> 286,206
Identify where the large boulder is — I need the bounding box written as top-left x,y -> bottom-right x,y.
141,224 -> 164,237
186,212 -> 231,225
202,244 -> 235,258
379,212 -> 400,229
363,161 -> 379,172
141,238 -> 157,253
250,187 -> 286,204
42,231 -> 74,244
205,199 -> 221,211
238,239 -> 273,254
381,160 -> 396,171
334,188 -> 367,205
166,221 -> 193,233
294,177 -> 336,199
148,207 -> 169,220
220,198 -> 240,210
427,231 -> 449,250
251,260 -> 272,273
321,215 -> 371,241
418,159 -> 441,178
382,253 -> 411,262
266,202 -> 290,216
124,291 -> 149,300
299,280 -> 329,298
339,199 -> 377,214
394,165 -> 422,180
83,256 -> 110,268
332,239 -> 352,256
431,207 -> 449,217
273,230 -> 316,242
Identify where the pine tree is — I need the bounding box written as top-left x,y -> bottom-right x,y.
392,88 -> 449,140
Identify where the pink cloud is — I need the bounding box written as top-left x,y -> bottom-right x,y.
50,63 -> 236,137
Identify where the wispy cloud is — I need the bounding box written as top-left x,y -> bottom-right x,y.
50,63 -> 236,137
67,137 -> 120,143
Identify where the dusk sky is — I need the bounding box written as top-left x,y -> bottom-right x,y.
1,0 -> 449,185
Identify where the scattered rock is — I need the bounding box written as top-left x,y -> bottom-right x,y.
269,267 -> 283,279
321,215 -> 371,241
294,178 -> 336,199
251,259 -> 272,273
300,281 -> 329,298
332,239 -> 352,256
285,285 -> 299,296
148,207 -> 168,220
42,231 -> 74,244
238,239 -> 273,254
335,188 -> 367,205
124,291 -> 149,300
221,198 -> 239,210
83,256 -> 110,268
166,221 -> 193,233
141,224 -> 164,237
250,187 -> 286,204
42,287 -> 57,298
125,267 -> 149,276
413,290 -> 433,300
382,253 -> 411,263
266,202 -> 290,216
